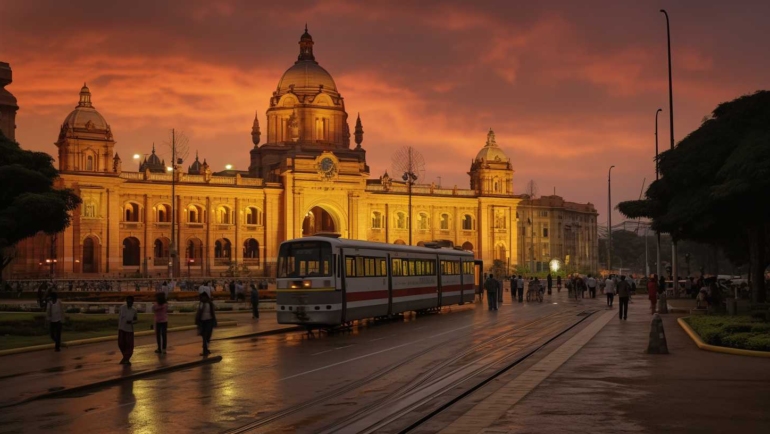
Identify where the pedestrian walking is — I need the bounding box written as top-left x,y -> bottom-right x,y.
118,296 -> 138,364
617,275 -> 631,320
161,281 -> 168,293
587,274 -> 597,298
516,275 -> 524,302
196,292 -> 217,356
46,292 -> 63,352
37,281 -> 47,309
484,275 -> 499,310
236,280 -> 245,302
153,292 -> 169,353
250,282 -> 260,319
604,276 -> 615,308
647,274 -> 658,314
228,280 -> 236,301
556,275 -> 562,292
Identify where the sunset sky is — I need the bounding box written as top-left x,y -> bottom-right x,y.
1,0 -> 768,226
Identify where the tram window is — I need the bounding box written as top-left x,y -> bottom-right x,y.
356,257 -> 364,277
346,257 -> 356,277
391,258 -> 402,276
379,258 -> 387,276
408,260 -> 415,276
365,258 -> 374,276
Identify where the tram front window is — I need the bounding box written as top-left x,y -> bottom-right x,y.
278,241 -> 333,278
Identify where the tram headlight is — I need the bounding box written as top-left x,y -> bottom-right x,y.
303,280 -> 312,288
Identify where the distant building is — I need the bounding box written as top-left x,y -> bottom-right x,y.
0,62 -> 18,141
6,28 -> 597,279
517,195 -> 599,273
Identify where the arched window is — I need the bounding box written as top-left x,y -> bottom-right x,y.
123,202 -> 140,222
461,241 -> 474,252
245,207 -> 263,225
371,211 -> 383,229
86,155 -> 94,171
495,243 -> 507,261
440,213 -> 450,230
418,212 -> 429,230
216,206 -> 232,224
462,214 -> 475,231
395,212 -> 407,229
243,239 -> 260,264
156,204 -> 171,223
188,205 -> 205,223
494,179 -> 500,193
394,239 -> 406,245
214,238 -> 232,259
122,237 -> 140,266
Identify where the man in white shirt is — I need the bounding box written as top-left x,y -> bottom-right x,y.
46,292 -> 64,352
118,296 -> 138,365
604,276 -> 616,307
586,274 -> 597,298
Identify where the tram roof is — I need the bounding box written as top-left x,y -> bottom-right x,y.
283,236 -> 474,257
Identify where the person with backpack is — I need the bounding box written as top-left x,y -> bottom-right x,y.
195,292 -> 217,356
153,292 -> 169,354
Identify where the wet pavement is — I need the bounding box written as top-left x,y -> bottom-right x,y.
417,297 -> 770,434
0,290 -> 593,433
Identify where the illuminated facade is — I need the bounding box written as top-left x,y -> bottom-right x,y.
6,29 -> 598,279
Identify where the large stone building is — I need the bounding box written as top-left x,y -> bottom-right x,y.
0,62 -> 18,141
4,29 -> 598,279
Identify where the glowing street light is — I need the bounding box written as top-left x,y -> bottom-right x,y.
225,164 -> 233,170
167,166 -> 173,172
133,154 -> 141,160
549,259 -> 561,273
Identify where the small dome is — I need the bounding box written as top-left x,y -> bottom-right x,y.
278,61 -> 337,93
62,84 -> 109,131
475,129 -> 510,162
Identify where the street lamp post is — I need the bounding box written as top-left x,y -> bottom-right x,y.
655,108 -> 662,279
608,165 -> 615,273
661,9 -> 678,291
402,171 -> 417,245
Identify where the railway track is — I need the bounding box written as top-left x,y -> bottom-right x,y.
224,307 -> 596,433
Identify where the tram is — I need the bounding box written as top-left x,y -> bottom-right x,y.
275,235 -> 479,326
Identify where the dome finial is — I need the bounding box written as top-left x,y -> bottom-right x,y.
251,111 -> 261,147
298,23 -> 315,62
78,83 -> 93,108
152,142 -> 156,153
486,128 -> 497,147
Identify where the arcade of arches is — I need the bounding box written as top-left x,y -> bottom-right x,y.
5,28 -> 599,280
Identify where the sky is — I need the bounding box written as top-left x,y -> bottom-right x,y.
1,0 -> 769,227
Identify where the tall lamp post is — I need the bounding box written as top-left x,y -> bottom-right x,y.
402,170 -> 417,245
169,129 -> 183,284
661,9 -> 678,288
608,165 -> 615,273
655,108 -> 662,279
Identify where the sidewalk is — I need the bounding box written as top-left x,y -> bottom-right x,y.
437,297 -> 770,433
0,312 -> 297,407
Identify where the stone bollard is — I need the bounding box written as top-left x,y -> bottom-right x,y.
646,313 -> 669,354
657,291 -> 668,314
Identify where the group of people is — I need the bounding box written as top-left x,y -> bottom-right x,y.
42,278 -> 271,363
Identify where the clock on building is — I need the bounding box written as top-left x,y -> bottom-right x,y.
317,156 -> 338,180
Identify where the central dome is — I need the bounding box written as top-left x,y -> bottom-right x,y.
276,26 -> 338,93
278,62 -> 337,92
475,129 -> 510,163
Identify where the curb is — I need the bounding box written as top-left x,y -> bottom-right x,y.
1,355 -> 223,408
0,321 -> 238,357
677,317 -> 770,358
215,325 -> 304,341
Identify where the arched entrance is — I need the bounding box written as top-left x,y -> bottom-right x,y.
214,238 -> 232,265
185,237 -> 204,273
122,237 -> 140,267
302,206 -> 337,236
243,239 -> 260,266
154,237 -> 170,266
83,236 -> 99,273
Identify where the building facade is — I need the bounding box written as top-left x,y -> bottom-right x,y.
6,29 -> 598,279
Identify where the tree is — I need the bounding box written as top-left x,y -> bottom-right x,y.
0,131 -> 81,278
618,91 -> 770,302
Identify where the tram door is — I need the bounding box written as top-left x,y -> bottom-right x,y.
474,260 -> 484,296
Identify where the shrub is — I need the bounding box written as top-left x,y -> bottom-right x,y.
743,335 -> 770,352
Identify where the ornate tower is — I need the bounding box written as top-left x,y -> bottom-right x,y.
469,129 -> 514,195
55,84 -> 116,173
0,62 -> 18,141
354,113 -> 364,149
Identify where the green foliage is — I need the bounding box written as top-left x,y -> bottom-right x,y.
0,131 -> 82,273
618,91 -> 770,301
685,315 -> 770,352
489,259 -> 508,279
